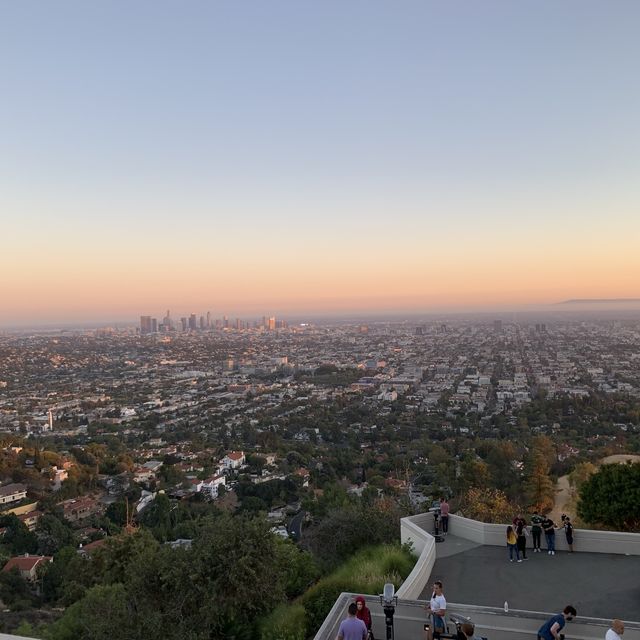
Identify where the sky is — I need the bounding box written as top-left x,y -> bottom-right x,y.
1,1 -> 639,325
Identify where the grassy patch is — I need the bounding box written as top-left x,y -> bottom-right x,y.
260,544 -> 415,639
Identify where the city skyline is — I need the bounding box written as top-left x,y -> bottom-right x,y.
2,1 -> 640,325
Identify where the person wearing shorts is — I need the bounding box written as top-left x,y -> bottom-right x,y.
424,580 -> 447,640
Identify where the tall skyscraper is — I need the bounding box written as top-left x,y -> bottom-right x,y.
140,316 -> 152,334
189,314 -> 197,330
206,311 -> 211,329
268,316 -> 276,330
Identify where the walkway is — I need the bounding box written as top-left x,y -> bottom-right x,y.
420,539 -> 640,620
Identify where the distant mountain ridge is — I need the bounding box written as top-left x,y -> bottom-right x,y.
558,298 -> 640,304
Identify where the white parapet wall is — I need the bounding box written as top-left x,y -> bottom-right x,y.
394,511 -> 640,602
396,511 -> 436,600
448,514 -> 640,555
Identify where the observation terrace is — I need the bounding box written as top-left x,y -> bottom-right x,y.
2,513 -> 639,640
315,512 -> 640,640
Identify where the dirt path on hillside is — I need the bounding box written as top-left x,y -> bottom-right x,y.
600,454 -> 640,464
548,473 -> 573,523
548,454 -> 640,523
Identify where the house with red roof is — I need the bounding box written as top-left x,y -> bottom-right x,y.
2,554 -> 52,581
221,450 -> 245,470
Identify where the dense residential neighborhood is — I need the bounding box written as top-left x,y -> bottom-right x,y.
1,318 -> 639,637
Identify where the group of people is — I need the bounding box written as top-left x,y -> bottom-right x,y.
338,590 -> 626,640
506,512 -> 574,561
336,596 -> 374,640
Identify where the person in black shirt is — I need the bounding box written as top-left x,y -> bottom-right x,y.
530,511 -> 544,552
542,517 -> 556,555
564,516 -> 574,553
513,514 -> 528,559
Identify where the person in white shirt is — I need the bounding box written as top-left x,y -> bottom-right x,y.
606,619 -> 624,640
424,580 -> 446,640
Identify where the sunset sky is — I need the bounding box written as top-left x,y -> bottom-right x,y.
1,1 -> 639,325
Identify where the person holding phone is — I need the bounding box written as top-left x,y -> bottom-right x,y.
424,581 -> 447,640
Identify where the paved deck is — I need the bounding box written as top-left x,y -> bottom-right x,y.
420,535 -> 640,621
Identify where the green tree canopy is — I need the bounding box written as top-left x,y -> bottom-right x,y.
577,462 -> 640,531
47,514 -> 292,640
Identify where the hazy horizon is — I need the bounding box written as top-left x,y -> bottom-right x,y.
3,299 -> 640,331
2,1 -> 639,324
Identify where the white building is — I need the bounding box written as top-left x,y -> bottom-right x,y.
221,451 -> 245,469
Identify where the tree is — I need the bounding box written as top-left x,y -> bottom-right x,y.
524,451 -> 554,512
303,500 -> 402,570
577,462 -> 640,531
457,487 -> 521,524
47,584 -> 139,640
36,513 -> 76,555
274,539 -> 319,598
569,461 -> 597,490
458,454 -> 491,493
0,514 -> 38,555
49,514 -> 289,640
0,568 -> 36,611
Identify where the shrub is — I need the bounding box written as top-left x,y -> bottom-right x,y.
577,462 -> 640,531
300,576 -> 347,632
260,603 -> 306,640
301,544 -> 414,633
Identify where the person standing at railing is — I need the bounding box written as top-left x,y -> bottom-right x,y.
439,497 -> 450,534
530,510 -> 544,552
563,516 -> 574,553
354,595 -> 374,640
337,602 -> 368,640
542,515 -> 557,555
506,525 -> 521,562
513,514 -> 528,559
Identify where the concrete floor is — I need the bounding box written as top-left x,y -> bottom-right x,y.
420,535 -> 640,621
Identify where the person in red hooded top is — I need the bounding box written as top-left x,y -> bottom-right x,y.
355,596 -> 374,639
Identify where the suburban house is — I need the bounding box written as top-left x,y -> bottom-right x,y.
198,474 -> 226,498
0,483 -> 28,507
133,466 -> 155,483
221,450 -> 245,470
18,509 -> 43,531
58,496 -> 101,523
2,554 -> 52,581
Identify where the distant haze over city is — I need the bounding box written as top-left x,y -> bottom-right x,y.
3,302 -> 640,332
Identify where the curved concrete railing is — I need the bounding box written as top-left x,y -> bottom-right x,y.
395,511 -> 640,601
396,511 -> 436,599
448,514 -> 640,554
